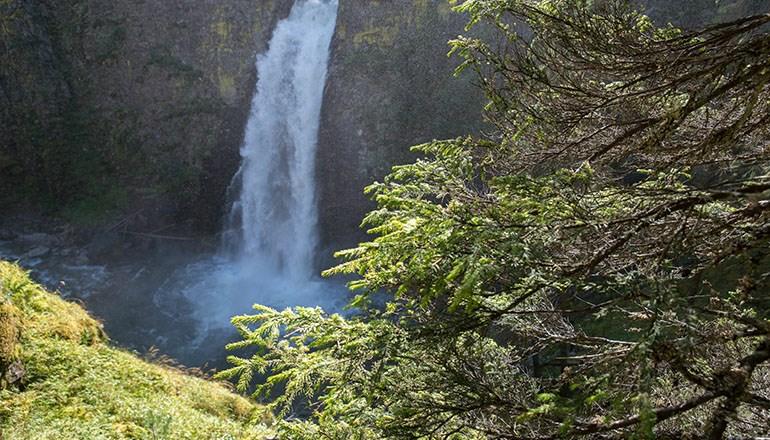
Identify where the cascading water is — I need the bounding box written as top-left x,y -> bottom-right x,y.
225,0 -> 338,279
154,0 -> 342,364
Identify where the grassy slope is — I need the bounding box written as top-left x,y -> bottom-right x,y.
0,261 -> 271,440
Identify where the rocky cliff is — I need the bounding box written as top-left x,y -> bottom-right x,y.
1,0 -> 766,246
316,0 -> 487,258
642,0 -> 767,28
1,0 -> 488,247
1,0 -> 292,231
0,0 -> 73,204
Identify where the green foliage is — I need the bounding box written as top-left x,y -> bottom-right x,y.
222,1 -> 770,438
0,100 -> 117,217
0,261 -> 272,440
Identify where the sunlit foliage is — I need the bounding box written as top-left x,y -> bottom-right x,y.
221,1 -> 770,438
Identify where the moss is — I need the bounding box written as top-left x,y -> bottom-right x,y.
202,6 -> 242,57
217,69 -> 237,101
352,24 -> 399,47
214,20 -> 231,41
0,261 -> 272,439
59,185 -> 130,227
0,303 -> 21,368
1,262 -> 106,345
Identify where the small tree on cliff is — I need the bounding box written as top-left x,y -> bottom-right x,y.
218,1 -> 770,438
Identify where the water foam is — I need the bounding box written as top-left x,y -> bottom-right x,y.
155,0 -> 343,352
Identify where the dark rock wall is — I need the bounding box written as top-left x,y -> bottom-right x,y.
641,0 -> 768,28
2,0 -> 766,244
1,0 -> 293,231
316,0 -> 487,260
0,0 -> 74,203
54,0 -> 294,230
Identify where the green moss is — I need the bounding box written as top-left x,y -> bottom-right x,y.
0,303 -> 21,370
352,24 -> 399,47
202,6 -> 240,58
0,261 -> 272,440
214,20 -> 231,41
1,262 -> 103,340
217,69 -> 237,101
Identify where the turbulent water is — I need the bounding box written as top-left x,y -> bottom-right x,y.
225,0 -> 337,280
153,0 -> 343,363
0,0 -> 343,367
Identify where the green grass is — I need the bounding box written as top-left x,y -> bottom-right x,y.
0,261 -> 272,440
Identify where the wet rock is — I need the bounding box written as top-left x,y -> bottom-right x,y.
0,229 -> 17,241
24,246 -> 51,259
20,232 -> 59,246
86,231 -> 122,260
72,251 -> 90,266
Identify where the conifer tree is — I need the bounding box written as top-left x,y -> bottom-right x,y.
219,1 -> 770,438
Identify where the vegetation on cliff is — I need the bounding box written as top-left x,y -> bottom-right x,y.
0,0 -> 292,230
222,1 -> 770,438
0,261 -> 271,440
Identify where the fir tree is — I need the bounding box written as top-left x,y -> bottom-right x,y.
219,1 -> 770,438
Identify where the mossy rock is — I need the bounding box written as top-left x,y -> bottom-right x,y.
0,261 -> 106,345
0,261 -> 273,439
0,303 -> 20,362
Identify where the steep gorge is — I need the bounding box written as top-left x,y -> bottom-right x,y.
1,0 -> 766,252
1,0 -> 484,243
1,0 -> 293,230
317,0 -> 488,257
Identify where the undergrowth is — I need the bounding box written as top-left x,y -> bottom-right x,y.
0,261 -> 271,440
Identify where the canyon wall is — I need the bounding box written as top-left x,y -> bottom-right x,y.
642,0 -> 767,27
316,0 -> 487,258
1,0 -> 766,246
1,0 -> 293,231
1,0 -> 486,244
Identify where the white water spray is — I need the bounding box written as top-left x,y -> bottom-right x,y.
225,0 -> 338,279
155,0 -> 342,351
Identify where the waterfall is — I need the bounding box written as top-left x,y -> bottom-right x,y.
154,0 -> 342,364
225,0 -> 338,280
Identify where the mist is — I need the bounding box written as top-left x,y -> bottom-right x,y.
158,0 -> 343,355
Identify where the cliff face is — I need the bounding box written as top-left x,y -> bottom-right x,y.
1,0 -> 292,230
57,0 -> 294,230
0,0 -> 487,244
1,0 -> 766,243
641,0 -> 768,28
0,1 -> 73,202
316,0 -> 487,258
